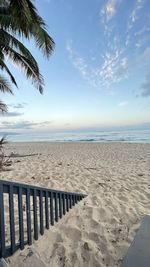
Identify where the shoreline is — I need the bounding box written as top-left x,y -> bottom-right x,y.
3,140 -> 150,144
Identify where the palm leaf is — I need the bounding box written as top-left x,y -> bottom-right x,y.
2,46 -> 44,93
31,25 -> 55,58
0,74 -> 13,94
0,0 -> 55,57
0,29 -> 39,67
0,100 -> 7,112
0,58 -> 17,86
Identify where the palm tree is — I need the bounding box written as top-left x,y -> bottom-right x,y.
0,0 -> 55,110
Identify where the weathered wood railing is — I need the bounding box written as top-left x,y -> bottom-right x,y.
0,179 -> 86,258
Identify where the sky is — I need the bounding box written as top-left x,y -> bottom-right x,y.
0,0 -> 150,133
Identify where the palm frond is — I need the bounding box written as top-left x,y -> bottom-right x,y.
0,29 -> 39,67
0,100 -> 7,112
0,57 -> 17,86
31,26 -> 55,58
0,0 -> 55,57
2,46 -> 44,93
0,74 -> 13,94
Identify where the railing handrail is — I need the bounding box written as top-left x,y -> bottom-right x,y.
0,179 -> 86,197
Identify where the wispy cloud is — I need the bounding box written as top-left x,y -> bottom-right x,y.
66,42 -> 89,79
101,0 -> 121,23
128,0 -> 144,30
0,111 -> 23,117
9,102 -> 27,109
0,120 -> 53,130
66,41 -> 128,88
95,52 -> 128,87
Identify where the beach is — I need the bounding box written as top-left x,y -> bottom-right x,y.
1,142 -> 150,267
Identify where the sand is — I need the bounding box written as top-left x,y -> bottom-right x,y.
1,142 -> 150,267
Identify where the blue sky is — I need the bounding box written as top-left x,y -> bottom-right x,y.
0,0 -> 150,133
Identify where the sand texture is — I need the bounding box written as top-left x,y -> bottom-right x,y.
1,142 -> 150,267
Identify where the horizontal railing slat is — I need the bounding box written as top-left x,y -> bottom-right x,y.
2,179 -> 84,196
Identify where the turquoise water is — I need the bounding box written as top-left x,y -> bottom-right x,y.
1,129 -> 150,143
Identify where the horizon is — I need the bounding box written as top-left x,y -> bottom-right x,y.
0,0 -> 150,133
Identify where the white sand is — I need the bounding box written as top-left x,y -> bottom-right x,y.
1,142 -> 150,267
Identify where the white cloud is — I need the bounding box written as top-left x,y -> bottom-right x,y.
66,42 -> 90,81
0,111 -> 23,117
67,41 -> 128,89
128,0 -> 144,30
0,120 -> 54,130
9,102 -> 27,109
99,52 -> 128,85
101,0 -> 120,23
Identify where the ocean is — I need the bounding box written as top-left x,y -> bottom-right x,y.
1,128 -> 150,143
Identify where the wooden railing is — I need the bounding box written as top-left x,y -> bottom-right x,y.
0,179 -> 86,258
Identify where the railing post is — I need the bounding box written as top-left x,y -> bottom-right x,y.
72,195 -> 75,206
18,187 -> 24,250
66,194 -> 69,212
50,192 -> 54,226
0,183 -> 5,258
9,185 -> 15,254
59,193 -> 62,219
54,193 -> 58,222
77,195 -> 80,201
69,195 -> 72,209
75,195 -> 77,204
62,193 -> 66,215
26,188 -> 32,245
45,191 -> 49,229
33,189 -> 38,240
39,191 -> 44,235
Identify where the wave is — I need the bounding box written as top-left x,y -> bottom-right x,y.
5,129 -> 150,143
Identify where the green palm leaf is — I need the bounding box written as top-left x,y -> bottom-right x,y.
0,0 -> 55,57
0,74 -> 13,94
2,45 -> 44,93
0,57 -> 17,86
0,29 -> 39,66
0,100 -> 7,112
